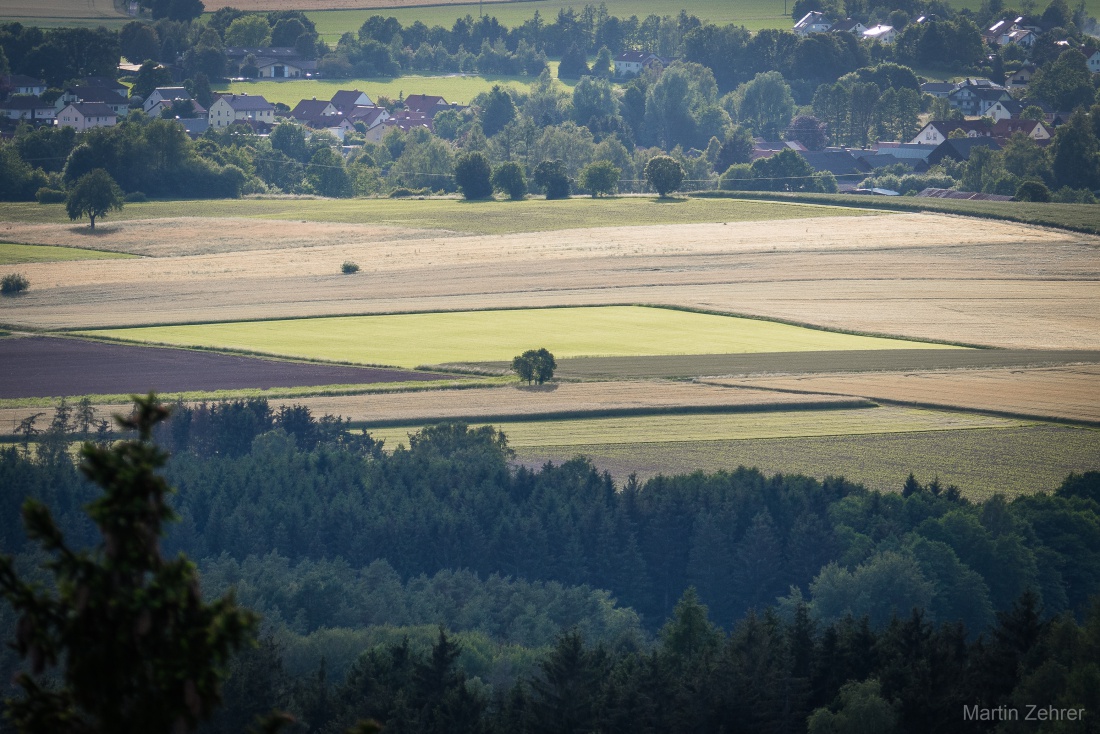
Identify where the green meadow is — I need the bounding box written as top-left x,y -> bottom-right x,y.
79,306 -> 960,368
0,196 -> 868,234
0,243 -> 136,265
214,64 -> 566,107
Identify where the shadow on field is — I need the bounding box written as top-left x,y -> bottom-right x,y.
514,383 -> 560,393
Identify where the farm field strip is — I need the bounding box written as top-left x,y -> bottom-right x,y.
0,242 -> 136,264
0,335 -> 458,400
514,349 -> 1100,380
76,306 -> 961,369
367,405 -> 1030,449
511,424 -> 1100,500
3,211 -> 1096,351
255,381 -> 864,425
0,197 -> 869,233
703,364 -> 1100,424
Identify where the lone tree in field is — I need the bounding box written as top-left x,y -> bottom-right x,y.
0,394 -> 259,734
454,151 -> 494,200
65,168 -> 124,231
512,348 -> 557,385
579,161 -> 621,198
645,155 -> 685,197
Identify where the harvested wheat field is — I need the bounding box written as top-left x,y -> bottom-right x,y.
704,364 -> 1100,424
261,381 -> 866,425
3,213 -> 1098,352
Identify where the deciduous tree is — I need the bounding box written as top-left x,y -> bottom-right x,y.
65,168 -> 123,230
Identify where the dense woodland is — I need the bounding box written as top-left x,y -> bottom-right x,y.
2,399 -> 1099,731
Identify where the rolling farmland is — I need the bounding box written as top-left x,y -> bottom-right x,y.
77,306 -> 960,369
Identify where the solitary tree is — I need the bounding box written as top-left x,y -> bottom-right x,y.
512,348 -> 557,385
65,168 -> 124,230
579,160 -> 621,197
644,155 -> 685,197
453,152 -> 494,200
0,394 -> 259,733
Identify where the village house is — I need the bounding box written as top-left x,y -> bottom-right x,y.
1085,47 -> 1100,74
208,93 -> 275,128
224,47 -> 317,78
926,137 -> 1001,165
613,51 -> 667,77
986,99 -> 1025,121
56,102 -> 117,130
330,89 -> 374,111
147,99 -> 206,119
1006,65 -> 1036,89
991,118 -> 1051,142
910,119 -> 993,145
56,86 -> 129,116
346,105 -> 390,138
0,95 -> 56,122
2,74 -> 46,96
947,79 -> 1011,116
290,98 -> 337,122
920,81 -> 956,98
793,11 -> 832,36
403,94 -> 465,119
143,87 -> 192,115
862,24 -> 897,43
832,18 -> 869,35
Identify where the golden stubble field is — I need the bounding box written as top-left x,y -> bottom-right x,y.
704,364 -> 1100,424
3,212 -> 1098,351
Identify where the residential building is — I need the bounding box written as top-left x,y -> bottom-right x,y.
56,102 -> 117,130
57,86 -> 129,116
3,74 -> 46,96
208,93 -> 275,128
832,18 -> 868,34
1086,47 -> 1100,74
1007,65 -> 1036,89
143,87 -> 192,114
926,137 -> 1001,165
862,25 -> 897,43
920,81 -> 956,97
290,98 -> 338,121
0,95 -> 56,122
992,118 -> 1051,142
910,120 -> 993,145
986,99 -> 1025,121
613,51 -> 664,76
147,99 -> 205,119
793,11 -> 832,36
947,78 -> 1011,116
330,89 -> 374,111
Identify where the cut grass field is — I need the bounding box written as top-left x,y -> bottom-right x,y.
703,191 -> 1100,236
0,0 -> 127,22
510,424 -> 1100,500
214,68 -> 567,107
0,196 -> 865,234
0,243 -> 136,265
367,405 -> 1025,448
78,306 -> 961,368
706,364 -> 1100,424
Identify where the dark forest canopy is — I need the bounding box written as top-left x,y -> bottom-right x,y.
2,398 -> 1099,732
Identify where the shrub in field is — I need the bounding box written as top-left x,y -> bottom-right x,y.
645,155 -> 685,197
1,273 -> 29,295
492,161 -> 527,200
454,152 -> 494,200
35,187 -> 66,204
534,160 -> 570,200
124,191 -> 149,203
389,187 -> 415,198
579,161 -> 621,198
342,261 -> 360,274
1015,181 -> 1051,202
512,348 -> 557,385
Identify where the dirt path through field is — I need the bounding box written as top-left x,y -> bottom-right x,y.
2,213 -> 1097,349
703,364 -> 1100,424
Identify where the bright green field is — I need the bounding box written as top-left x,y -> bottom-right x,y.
368,405 -> 1024,448
510,424 -> 1100,500
0,196 -> 868,234
215,64 -> 567,107
79,306 -> 960,368
307,0 -> 791,42
0,243 -> 135,265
